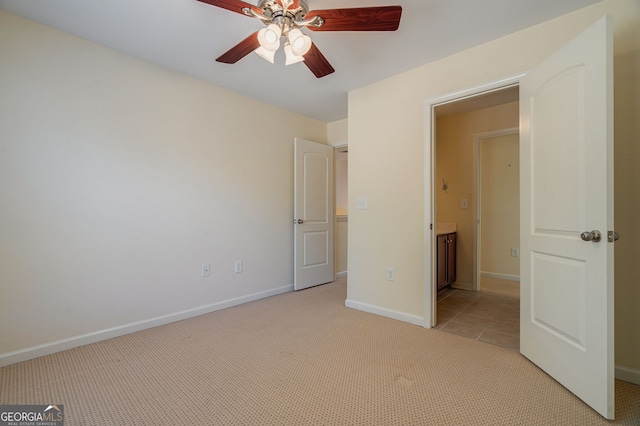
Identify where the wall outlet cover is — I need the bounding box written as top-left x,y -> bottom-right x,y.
386,267 -> 395,282
202,264 -> 211,277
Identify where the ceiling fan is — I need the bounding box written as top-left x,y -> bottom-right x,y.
196,0 -> 403,78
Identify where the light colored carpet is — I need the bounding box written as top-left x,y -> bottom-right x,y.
1,278 -> 639,425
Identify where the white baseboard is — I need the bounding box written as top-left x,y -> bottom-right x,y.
0,284 -> 294,368
336,271 -> 348,278
616,364 -> 640,385
481,272 -> 520,282
451,281 -> 473,291
345,299 -> 424,327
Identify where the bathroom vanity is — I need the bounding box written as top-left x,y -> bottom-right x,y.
436,223 -> 457,291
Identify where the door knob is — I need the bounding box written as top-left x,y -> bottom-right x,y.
293,219 -> 304,224
580,230 -> 602,242
608,231 -> 620,243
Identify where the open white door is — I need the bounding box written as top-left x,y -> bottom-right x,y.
520,15 -> 614,419
294,138 -> 334,290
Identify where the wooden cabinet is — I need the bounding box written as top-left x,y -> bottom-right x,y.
437,232 -> 457,291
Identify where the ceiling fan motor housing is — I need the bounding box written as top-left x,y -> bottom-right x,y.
257,0 -> 309,26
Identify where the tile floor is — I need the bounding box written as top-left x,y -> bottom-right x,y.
479,276 -> 520,299
435,287 -> 520,350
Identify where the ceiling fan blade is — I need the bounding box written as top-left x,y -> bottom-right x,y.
196,0 -> 262,15
303,43 -> 335,78
216,31 -> 261,64
305,6 -> 402,32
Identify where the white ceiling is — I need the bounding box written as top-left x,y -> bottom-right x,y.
0,0 -> 601,122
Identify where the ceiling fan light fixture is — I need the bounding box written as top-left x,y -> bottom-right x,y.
257,24 -> 282,51
254,46 -> 276,63
287,28 -> 311,56
284,44 -> 305,65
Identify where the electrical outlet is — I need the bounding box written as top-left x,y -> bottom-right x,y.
386,267 -> 395,282
234,260 -> 243,274
511,248 -> 520,257
202,264 -> 210,277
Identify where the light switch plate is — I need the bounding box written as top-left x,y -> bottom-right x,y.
460,199 -> 469,209
357,197 -> 368,210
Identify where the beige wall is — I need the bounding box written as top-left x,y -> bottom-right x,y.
348,0 -> 640,376
0,11 -> 326,363
435,103 -> 519,289
479,133 -> 520,278
612,39 -> 640,377
327,119 -> 348,147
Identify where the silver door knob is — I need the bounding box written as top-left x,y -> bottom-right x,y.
580,230 -> 602,242
293,219 -> 304,224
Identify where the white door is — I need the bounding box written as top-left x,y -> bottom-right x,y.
520,15 -> 614,419
294,138 -> 334,290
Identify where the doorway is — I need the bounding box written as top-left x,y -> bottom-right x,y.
335,145 -> 348,279
430,83 -> 521,350
423,17 -> 615,418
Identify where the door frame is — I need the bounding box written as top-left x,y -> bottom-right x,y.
474,127 -> 520,291
423,74 -> 525,328
334,143 -> 348,280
